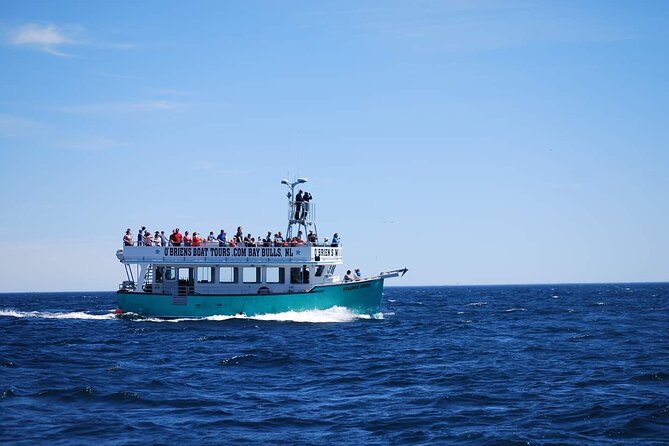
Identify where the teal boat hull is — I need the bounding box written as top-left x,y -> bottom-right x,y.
116,278 -> 385,318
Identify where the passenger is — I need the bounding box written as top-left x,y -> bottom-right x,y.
275,231 -> 284,246
344,270 -> 354,282
244,234 -> 252,246
308,230 -> 317,245
184,231 -> 192,246
331,233 -> 340,247
235,226 -> 243,242
160,231 -> 168,246
294,190 -> 303,220
301,191 -> 312,220
354,268 -> 362,281
137,226 -> 146,246
217,229 -> 227,247
123,229 -> 133,246
263,231 -> 272,247
228,238 -> 237,247
154,231 -> 161,246
169,229 -> 177,246
281,239 -> 289,247
144,230 -> 153,246
207,231 -> 216,243
192,232 -> 202,246
173,228 -> 183,246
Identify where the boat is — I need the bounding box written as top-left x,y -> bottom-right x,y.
115,178 -> 407,318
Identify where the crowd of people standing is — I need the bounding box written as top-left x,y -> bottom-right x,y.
123,227 -> 340,248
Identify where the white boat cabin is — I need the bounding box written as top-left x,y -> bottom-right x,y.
116,244 -> 343,295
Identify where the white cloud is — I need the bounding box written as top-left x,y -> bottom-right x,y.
7,23 -> 136,57
9,23 -> 77,56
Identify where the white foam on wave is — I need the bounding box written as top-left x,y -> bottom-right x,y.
0,309 -> 117,320
241,306 -> 371,323
130,306 -> 378,324
1,307 -> 382,324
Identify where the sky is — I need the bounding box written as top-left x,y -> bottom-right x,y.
0,1 -> 668,291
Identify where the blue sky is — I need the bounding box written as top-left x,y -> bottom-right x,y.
1,1 -> 668,291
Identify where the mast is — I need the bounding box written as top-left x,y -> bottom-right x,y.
280,178 -> 317,241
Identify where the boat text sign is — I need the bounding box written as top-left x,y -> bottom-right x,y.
121,246 -> 343,264
165,246 -> 294,258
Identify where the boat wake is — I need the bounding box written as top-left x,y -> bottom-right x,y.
134,306 -> 384,323
1,307 -> 384,323
0,309 -> 117,320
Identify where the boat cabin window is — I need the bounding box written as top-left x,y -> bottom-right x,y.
265,267 -> 285,284
242,267 -> 260,283
197,267 -> 215,283
155,267 -> 164,283
177,267 -> 193,285
160,267 -> 176,281
315,266 -> 324,277
219,267 -> 238,283
290,266 -> 309,284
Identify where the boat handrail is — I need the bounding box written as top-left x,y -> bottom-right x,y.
124,241 -> 341,248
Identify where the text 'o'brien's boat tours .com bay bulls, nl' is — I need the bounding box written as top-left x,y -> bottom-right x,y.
115,178 -> 407,318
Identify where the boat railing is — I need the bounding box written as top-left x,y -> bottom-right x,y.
288,201 -> 316,223
126,240 -> 341,248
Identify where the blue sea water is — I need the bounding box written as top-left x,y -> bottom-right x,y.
1,284 -> 668,445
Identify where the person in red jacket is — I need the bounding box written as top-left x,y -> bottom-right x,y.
173,228 -> 183,246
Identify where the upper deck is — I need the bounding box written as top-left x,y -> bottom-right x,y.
118,244 -> 343,265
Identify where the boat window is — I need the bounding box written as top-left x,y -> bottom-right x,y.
219,267 -> 237,283
177,267 -> 193,285
315,266 -> 324,277
266,267 -> 285,284
242,267 -> 260,283
178,268 -> 191,281
197,267 -> 215,283
290,266 -> 309,284
163,267 -> 176,281
155,267 -> 164,283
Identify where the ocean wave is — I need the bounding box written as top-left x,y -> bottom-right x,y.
0,309 -> 117,320
125,306 -> 375,324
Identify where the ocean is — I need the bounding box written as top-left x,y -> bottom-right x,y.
1,284 -> 668,445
